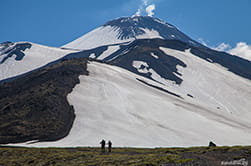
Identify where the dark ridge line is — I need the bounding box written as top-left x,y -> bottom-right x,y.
0,56 -> 103,85
136,78 -> 183,99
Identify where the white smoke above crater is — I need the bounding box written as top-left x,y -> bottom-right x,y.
133,0 -> 156,17
146,4 -> 155,17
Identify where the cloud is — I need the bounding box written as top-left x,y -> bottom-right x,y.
146,4 -> 155,17
228,42 -> 251,61
213,43 -> 231,52
199,39 -> 251,61
212,42 -> 251,61
143,0 -> 148,6
198,38 -> 208,47
133,0 -> 156,17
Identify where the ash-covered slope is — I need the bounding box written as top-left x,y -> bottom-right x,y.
0,58 -> 88,144
0,42 -> 76,81
63,16 -> 201,50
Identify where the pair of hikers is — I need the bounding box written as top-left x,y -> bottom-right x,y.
100,139 -> 112,153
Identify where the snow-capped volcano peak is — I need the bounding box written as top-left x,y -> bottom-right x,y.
103,16 -> 175,40
63,16 -> 199,50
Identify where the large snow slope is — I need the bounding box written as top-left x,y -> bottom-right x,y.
63,26 -> 163,50
156,48 -> 251,115
0,42 -> 76,81
11,55 -> 251,147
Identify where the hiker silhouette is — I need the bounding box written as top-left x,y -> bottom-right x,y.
108,140 -> 112,152
100,139 -> 106,152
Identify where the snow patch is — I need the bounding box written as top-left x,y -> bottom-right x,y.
206,58 -> 213,62
153,18 -> 175,28
137,28 -> 163,39
133,18 -> 139,22
89,53 -> 96,59
150,52 -> 159,59
97,45 -> 120,60
132,61 -> 149,73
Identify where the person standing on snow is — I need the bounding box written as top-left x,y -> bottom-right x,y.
100,139 -> 106,153
108,140 -> 112,152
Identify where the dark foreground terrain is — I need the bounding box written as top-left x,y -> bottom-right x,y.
0,146 -> 250,166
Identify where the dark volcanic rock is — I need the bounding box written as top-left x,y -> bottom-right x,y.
209,141 -> 217,147
108,39 -> 187,85
136,78 -> 183,99
0,58 -> 88,144
104,16 -> 202,47
0,42 -> 32,64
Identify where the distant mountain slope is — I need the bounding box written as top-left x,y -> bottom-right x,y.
63,16 -> 202,50
64,38 -> 251,84
0,42 -> 76,81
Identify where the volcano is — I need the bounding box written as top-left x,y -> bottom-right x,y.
1,16 -> 251,147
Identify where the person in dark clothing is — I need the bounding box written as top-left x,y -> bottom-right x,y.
108,140 -> 112,152
100,139 -> 106,152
